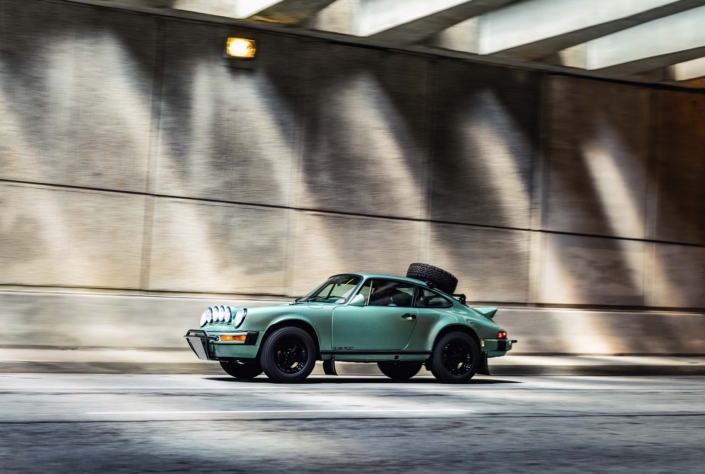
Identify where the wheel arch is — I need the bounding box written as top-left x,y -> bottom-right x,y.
257,318 -> 322,359
431,324 -> 481,352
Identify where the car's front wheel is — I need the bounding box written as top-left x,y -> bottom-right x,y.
378,361 -> 423,380
429,332 -> 480,384
260,327 -> 317,383
219,360 -> 263,379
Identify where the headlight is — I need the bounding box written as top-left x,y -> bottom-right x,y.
233,308 -> 247,328
224,306 -> 232,323
199,309 -> 209,327
201,308 -> 213,326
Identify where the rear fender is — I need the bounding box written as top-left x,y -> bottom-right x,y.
417,310 -> 501,352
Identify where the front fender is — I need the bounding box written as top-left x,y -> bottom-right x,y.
261,313 -> 332,351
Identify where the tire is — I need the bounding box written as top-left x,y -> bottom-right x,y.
429,332 -> 480,384
260,327 -> 317,383
219,360 -> 263,379
378,361 -> 423,380
406,263 -> 458,295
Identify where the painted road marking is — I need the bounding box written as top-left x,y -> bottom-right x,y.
2,386 -> 704,392
86,409 -> 472,415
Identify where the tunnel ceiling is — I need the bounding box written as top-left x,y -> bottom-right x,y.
97,0 -> 705,88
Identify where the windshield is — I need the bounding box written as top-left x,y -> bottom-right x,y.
296,275 -> 362,304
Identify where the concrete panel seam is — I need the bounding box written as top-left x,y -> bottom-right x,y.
4,284 -> 705,312
139,18 -> 167,291
528,73 -> 552,304
644,90 -> 661,307
283,37 -> 309,296
3,178 -> 705,250
421,57 -> 434,223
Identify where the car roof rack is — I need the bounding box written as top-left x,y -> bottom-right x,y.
452,294 -> 467,305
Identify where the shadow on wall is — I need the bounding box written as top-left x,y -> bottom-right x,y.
428,60 -> 541,304
150,21 -> 301,294
650,91 -> 705,309
291,42 -> 431,294
0,0 -> 159,192
542,77 -> 650,320
0,0 -> 158,289
298,42 -> 429,220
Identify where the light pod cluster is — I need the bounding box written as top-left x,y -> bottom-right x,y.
199,306 -> 247,328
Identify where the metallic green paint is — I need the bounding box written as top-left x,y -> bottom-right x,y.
187,273 -> 512,364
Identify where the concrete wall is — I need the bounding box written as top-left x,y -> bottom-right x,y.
1,0 -> 704,353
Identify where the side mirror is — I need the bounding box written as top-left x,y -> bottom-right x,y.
348,294 -> 365,307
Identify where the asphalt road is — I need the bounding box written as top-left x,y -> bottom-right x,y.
1,374 -> 704,473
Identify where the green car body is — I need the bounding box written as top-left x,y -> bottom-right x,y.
186,272 -> 513,380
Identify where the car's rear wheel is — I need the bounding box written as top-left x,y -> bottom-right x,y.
378,361 -> 423,380
260,327 -> 317,383
429,332 -> 479,384
219,360 -> 263,379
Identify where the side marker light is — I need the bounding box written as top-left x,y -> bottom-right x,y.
219,335 -> 247,342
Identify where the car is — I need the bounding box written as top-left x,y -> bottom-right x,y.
185,263 -> 516,383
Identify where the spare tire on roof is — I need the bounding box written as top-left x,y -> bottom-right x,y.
406,263 -> 458,295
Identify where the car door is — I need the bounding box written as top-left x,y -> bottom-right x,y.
305,276 -> 363,344
332,279 -> 417,351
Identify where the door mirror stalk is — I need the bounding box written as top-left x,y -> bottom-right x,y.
348,294 -> 366,307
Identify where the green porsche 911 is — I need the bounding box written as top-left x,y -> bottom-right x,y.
185,263 -> 515,383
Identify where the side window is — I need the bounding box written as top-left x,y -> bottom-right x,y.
326,276 -> 361,302
415,287 -> 453,308
367,280 -> 415,308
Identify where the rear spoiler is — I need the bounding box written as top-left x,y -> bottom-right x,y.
473,307 -> 498,320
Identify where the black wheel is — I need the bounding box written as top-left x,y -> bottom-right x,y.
219,360 -> 263,379
378,361 -> 423,380
260,327 -> 317,383
406,263 -> 458,295
429,332 -> 480,384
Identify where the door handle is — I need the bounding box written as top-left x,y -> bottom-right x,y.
401,313 -> 416,320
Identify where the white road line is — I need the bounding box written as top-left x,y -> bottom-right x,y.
3,387 -> 705,392
86,409 -> 471,415
0,387 -> 249,390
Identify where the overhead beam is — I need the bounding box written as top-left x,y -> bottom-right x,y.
106,0 -> 335,23
246,0 -> 338,24
670,57 -> 705,81
430,0 -> 705,60
355,0 -> 514,45
557,5 -> 705,76
106,0 -> 239,17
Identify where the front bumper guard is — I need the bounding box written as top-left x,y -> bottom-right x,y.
185,330 -> 215,360
185,329 -> 259,360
